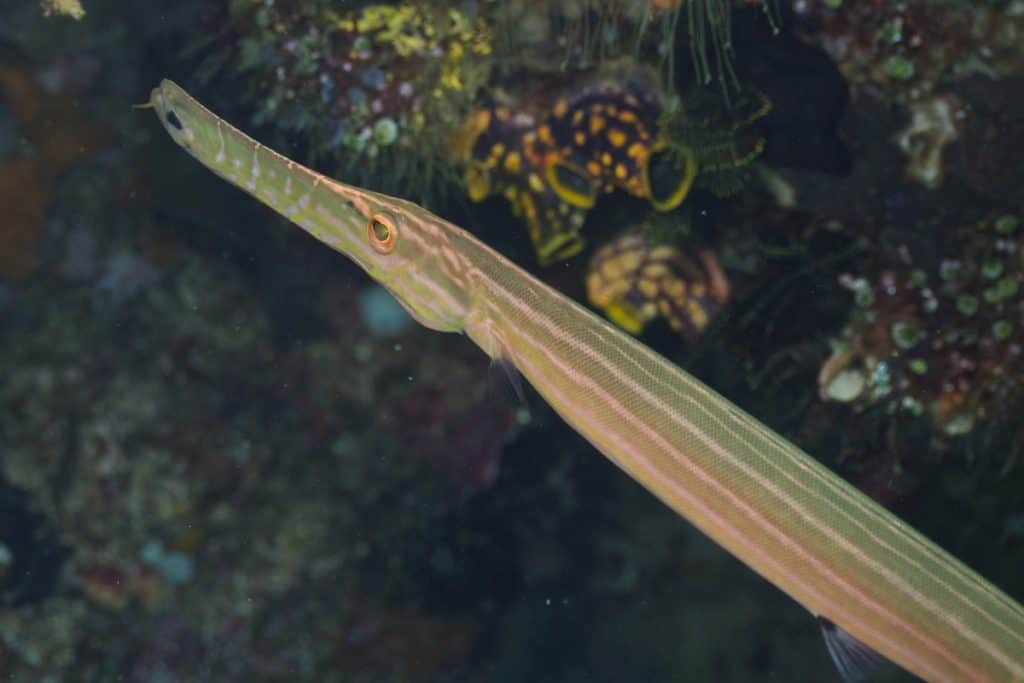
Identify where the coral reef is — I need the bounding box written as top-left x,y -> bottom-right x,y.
1,1 -> 1022,681
0,478 -> 68,608
455,63 -> 768,267
791,0 -> 1024,189
455,65 -> 696,265
657,81 -> 770,197
0,7 -> 532,677
0,242 -> 527,679
794,0 -> 1024,105
957,75 -> 1024,205
489,0 -> 681,79
201,1 -> 494,204
586,225 -> 731,338
0,50 -> 107,279
894,93 -> 965,189
820,211 -> 1024,439
39,0 -> 85,20
456,95 -> 591,265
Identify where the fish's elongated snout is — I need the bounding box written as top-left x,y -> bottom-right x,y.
148,87 -> 165,121
146,79 -> 391,284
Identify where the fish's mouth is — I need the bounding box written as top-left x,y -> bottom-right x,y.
148,87 -> 169,126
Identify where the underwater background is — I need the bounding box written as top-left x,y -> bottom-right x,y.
1,1 -> 1022,680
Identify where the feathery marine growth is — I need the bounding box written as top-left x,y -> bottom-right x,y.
149,80 -> 1024,683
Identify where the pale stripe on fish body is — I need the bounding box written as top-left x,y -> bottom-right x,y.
150,79 -> 1024,683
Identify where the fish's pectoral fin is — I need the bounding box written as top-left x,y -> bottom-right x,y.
489,354 -> 528,409
818,616 -> 889,682
466,315 -> 529,409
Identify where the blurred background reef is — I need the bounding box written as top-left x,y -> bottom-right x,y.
0,0 -> 1022,681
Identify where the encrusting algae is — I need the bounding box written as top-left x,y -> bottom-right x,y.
820,211 -> 1024,439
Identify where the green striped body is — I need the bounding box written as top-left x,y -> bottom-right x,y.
461,236 -> 1024,681
151,80 -> 1024,682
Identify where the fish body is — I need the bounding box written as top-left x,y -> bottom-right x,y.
150,80 -> 1024,683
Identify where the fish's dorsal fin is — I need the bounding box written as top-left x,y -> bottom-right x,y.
818,616 -> 889,682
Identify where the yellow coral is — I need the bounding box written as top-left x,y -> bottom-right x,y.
40,0 -> 84,19
333,3 -> 491,93
343,4 -> 491,61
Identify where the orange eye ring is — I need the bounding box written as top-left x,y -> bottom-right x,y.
368,213 -> 398,254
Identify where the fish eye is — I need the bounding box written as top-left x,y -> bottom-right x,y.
368,213 -> 398,254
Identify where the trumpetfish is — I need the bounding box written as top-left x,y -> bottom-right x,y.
148,79 -> 1024,682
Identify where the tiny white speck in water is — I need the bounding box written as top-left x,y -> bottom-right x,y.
393,343 -> 403,351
